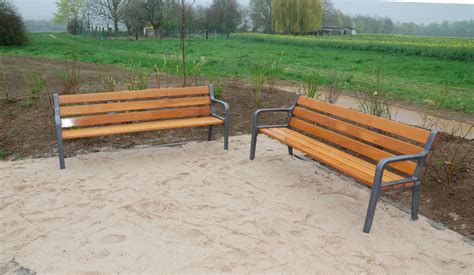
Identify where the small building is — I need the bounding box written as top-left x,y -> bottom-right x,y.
314,26 -> 356,36
143,27 -> 155,37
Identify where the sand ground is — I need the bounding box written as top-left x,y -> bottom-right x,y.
1,135 -> 473,273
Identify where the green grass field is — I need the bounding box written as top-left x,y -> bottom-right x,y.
1,33 -> 473,114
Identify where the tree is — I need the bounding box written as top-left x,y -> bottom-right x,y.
142,0 -> 163,37
54,0 -> 84,34
272,0 -> 323,34
249,0 -> 272,33
95,0 -> 129,32
194,5 -> 210,37
208,0 -> 241,38
123,0 -> 148,39
0,0 -> 28,46
162,0 -> 179,35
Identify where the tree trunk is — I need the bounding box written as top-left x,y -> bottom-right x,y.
114,20 -> 119,33
180,0 -> 187,87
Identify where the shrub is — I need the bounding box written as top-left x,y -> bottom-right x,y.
209,77 -> 225,99
67,18 -> 83,35
0,0 -> 28,46
0,149 -> 8,160
303,72 -> 320,99
59,50 -> 81,94
101,76 -> 118,92
29,71 -> 46,99
324,75 -> 343,103
250,64 -> 265,107
355,57 -> 391,119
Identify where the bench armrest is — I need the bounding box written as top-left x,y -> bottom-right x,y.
374,130 -> 439,188
211,98 -> 229,121
374,151 -> 429,188
252,108 -> 293,130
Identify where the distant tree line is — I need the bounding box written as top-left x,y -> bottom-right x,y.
25,20 -> 66,32
52,0 -> 473,38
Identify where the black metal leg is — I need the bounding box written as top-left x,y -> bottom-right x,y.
411,182 -> 421,221
208,125 -> 213,141
223,121 -> 229,150
57,138 -> 65,170
288,146 -> 294,156
363,181 -> 381,233
250,133 -> 258,160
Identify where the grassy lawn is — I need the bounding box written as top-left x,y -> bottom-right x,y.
1,33 -> 473,114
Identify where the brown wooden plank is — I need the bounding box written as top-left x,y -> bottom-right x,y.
274,128 -> 404,182
297,96 -> 430,144
292,107 -> 423,155
61,107 -> 211,128
62,117 -> 223,140
58,86 -> 210,104
260,128 -> 414,190
60,97 -> 211,116
289,118 -> 417,175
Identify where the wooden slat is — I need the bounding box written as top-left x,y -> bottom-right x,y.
61,107 -> 211,128
60,97 -> 211,116
292,107 -> 423,155
260,128 -> 414,190
274,128 -> 403,182
62,117 -> 223,140
289,118 -> 417,175
297,96 -> 431,144
58,86 -> 210,104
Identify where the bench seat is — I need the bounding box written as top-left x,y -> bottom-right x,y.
63,117 -> 224,140
260,127 -> 411,191
250,95 -> 438,233
53,85 -> 229,169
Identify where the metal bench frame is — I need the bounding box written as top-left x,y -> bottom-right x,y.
53,84 -> 229,170
250,94 -> 438,233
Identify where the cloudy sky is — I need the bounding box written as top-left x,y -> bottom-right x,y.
11,0 -> 474,24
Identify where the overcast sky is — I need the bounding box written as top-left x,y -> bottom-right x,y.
11,0 -> 474,24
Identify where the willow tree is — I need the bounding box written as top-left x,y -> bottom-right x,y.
272,0 -> 323,34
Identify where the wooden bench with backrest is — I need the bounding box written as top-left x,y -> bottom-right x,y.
53,85 -> 229,169
250,95 -> 438,233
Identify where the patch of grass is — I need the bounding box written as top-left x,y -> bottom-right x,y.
1,33 -> 473,114
0,150 -> 8,160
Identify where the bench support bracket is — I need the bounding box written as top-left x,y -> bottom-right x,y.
209,84 -> 230,150
53,94 -> 65,170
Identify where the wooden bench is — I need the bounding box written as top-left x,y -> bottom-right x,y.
53,85 -> 229,169
250,95 -> 438,233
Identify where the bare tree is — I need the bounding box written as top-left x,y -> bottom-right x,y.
249,0 -> 272,33
142,0 -> 163,37
96,0 -> 129,32
178,0 -> 195,86
208,0 -> 241,38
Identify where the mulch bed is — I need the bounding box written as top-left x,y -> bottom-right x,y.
1,55 -> 472,239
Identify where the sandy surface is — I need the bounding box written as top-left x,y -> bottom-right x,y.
1,135 -> 473,273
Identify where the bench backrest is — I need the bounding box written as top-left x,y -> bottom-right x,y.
55,86 -> 213,129
289,96 -> 434,175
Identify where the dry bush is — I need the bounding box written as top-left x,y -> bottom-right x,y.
355,58 -> 391,119
59,52 -> 81,94
324,73 -> 343,103
422,110 -> 473,185
189,56 -> 207,86
101,75 -> 118,92
0,63 -> 15,102
209,77 -> 225,99
303,72 -> 320,99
